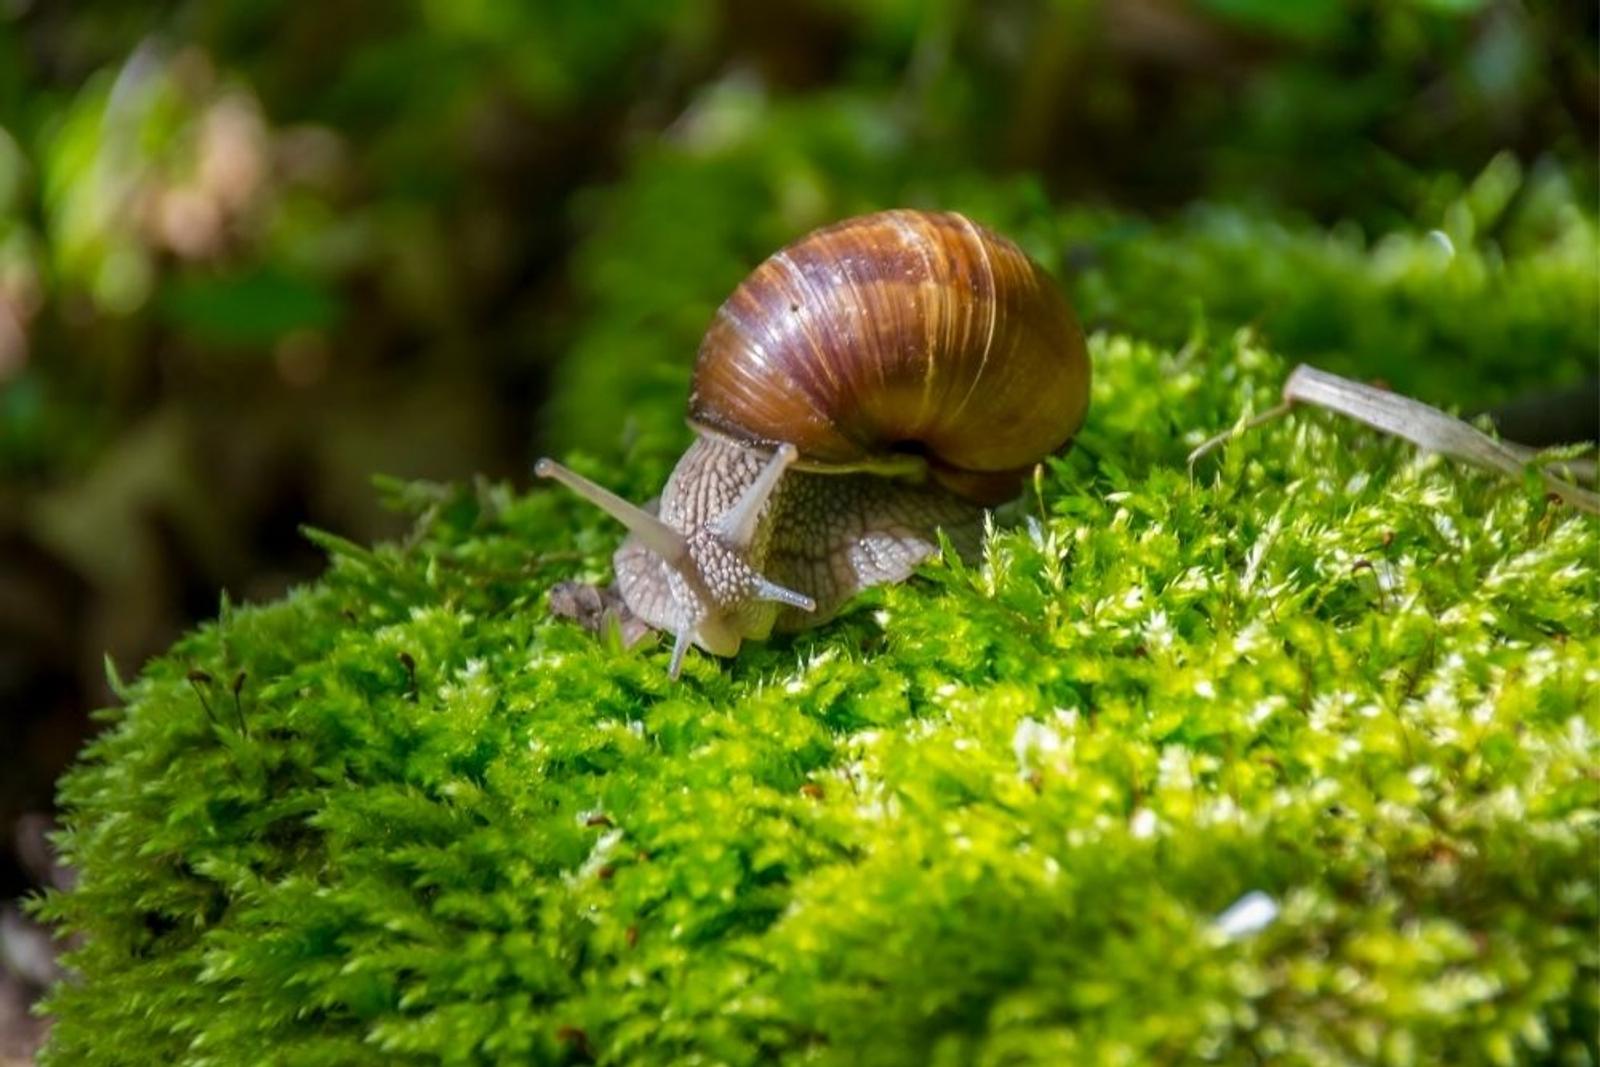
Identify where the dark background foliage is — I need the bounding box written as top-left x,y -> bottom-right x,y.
0,0 -> 1595,1057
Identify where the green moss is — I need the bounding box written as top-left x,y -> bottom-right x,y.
37,326 -> 1598,1065
1065,155 -> 1599,408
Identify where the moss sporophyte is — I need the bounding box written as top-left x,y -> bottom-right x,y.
34,326 -> 1599,1065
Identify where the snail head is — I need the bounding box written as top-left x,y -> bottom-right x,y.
535,444 -> 815,677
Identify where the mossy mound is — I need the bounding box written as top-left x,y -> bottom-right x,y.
38,331 -> 1598,1065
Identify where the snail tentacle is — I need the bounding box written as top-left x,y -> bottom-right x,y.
535,459 -> 687,564
751,576 -> 816,612
668,624 -> 693,678
715,443 -> 798,548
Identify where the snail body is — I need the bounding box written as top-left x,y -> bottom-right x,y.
538,209 -> 1090,676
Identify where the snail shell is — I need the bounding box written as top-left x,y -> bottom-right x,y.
690,209 -> 1089,503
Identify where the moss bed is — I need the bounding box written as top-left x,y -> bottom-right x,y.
36,321 -> 1598,1064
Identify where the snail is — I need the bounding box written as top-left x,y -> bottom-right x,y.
537,209 -> 1090,676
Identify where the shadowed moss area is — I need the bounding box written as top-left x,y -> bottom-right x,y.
36,329 -> 1598,1065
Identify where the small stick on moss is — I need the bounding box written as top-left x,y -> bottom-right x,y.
1189,364 -> 1600,515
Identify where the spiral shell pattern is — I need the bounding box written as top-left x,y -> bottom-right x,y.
689,209 -> 1089,502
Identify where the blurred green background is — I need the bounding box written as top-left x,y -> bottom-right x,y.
0,0 -> 1595,1055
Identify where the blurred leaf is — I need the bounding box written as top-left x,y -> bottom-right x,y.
1195,0 -> 1349,41
159,268 -> 340,347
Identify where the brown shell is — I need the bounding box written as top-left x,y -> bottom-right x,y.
689,209 -> 1090,503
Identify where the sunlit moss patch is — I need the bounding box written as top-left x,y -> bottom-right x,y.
37,332 -> 1598,1066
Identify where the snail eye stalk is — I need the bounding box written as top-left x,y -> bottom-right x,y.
714,443 -> 798,549
535,459 -> 688,564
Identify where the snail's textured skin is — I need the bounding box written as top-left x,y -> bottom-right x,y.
614,435 -> 984,641
760,467 -> 984,625
691,209 -> 1089,503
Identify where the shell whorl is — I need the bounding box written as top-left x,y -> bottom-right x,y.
688,209 -> 1090,503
